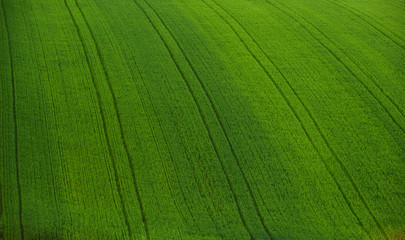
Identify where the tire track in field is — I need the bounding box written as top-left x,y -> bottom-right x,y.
217,0 -> 390,237
262,2 -> 395,238
328,0 -> 405,50
96,0 -> 216,230
133,0 -> 268,237
131,0 -> 272,238
78,0 -> 216,234
30,8 -> 63,237
132,0 -> 255,234
20,5 -> 64,238
72,1 -> 151,238
129,74 -> 202,231
63,1 -> 137,238
91,1 -> 201,229
201,1 -> 373,238
130,67 -> 201,231
298,1 -> 405,119
120,19 -> 214,232
57,0 -> 124,220
53,0 -> 124,221
1,1 -> 24,238
126,53 -> 200,230
266,0 -> 405,134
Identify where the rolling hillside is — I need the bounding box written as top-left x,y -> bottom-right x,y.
1,0 -> 404,239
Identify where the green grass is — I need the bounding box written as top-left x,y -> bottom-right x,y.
1,0 -> 404,239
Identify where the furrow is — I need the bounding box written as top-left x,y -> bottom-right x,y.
1,0 -> 24,239
328,0 -> 405,50
62,0 -> 134,237
267,0 -> 405,133
202,0 -> 372,238
131,0 -> 272,238
263,1 -> 392,239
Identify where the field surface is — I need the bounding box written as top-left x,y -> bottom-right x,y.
1,0 -> 404,239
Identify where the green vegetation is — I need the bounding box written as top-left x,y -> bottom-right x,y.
1,0 -> 404,239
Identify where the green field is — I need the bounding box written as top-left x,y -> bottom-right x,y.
1,0 -> 404,239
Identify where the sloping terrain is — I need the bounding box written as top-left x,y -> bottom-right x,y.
1,0 -> 404,239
